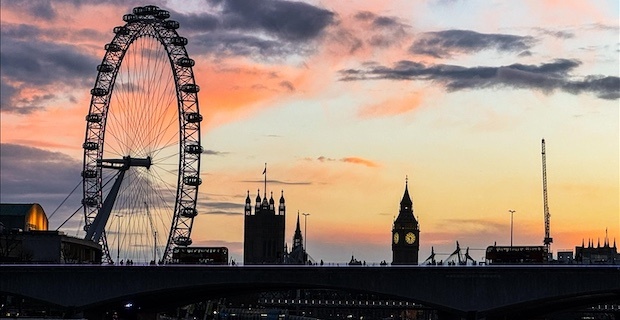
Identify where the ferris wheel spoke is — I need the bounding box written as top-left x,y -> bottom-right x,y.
145,104 -> 177,154
152,151 -> 179,165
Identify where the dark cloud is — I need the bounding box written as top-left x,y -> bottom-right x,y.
0,144 -> 83,221
340,59 -> 619,100
191,32 -> 303,59
8,39 -> 99,83
353,11 -> 375,21
0,82 -> 21,113
173,11 -> 220,32
349,11 -> 410,50
200,201 -> 244,215
279,80 -> 295,92
587,23 -> 620,32
182,0 -> 334,59
1,23 -> 105,42
1,0 -> 162,19
0,33 -> 98,113
203,149 -> 229,156
4,1 -> 58,20
331,29 -> 364,54
316,156 -> 336,162
373,16 -> 400,28
410,29 -> 535,58
241,180 -> 311,186
353,11 -> 405,29
534,27 -> 574,39
209,0 -> 335,42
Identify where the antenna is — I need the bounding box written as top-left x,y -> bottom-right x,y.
541,139 -> 553,257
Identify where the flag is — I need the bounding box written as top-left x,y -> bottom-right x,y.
263,164 -> 266,175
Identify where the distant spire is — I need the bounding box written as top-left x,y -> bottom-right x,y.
400,176 -> 413,208
279,190 -> 285,203
293,211 -> 303,248
263,163 -> 267,198
581,238 -> 584,247
605,228 -> 609,247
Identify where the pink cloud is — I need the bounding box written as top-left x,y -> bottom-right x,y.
358,92 -> 425,118
313,156 -> 379,168
341,157 -> 379,168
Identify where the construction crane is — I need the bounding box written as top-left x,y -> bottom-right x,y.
541,139 -> 553,258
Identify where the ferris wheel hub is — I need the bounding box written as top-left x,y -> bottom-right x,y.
97,156 -> 152,170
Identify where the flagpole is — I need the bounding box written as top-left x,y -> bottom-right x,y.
264,163 -> 267,197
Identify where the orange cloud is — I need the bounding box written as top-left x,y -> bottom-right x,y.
341,157 -> 379,168
358,91 -> 425,118
312,156 -> 379,168
194,60 -> 300,128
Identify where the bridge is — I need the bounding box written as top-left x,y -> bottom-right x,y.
1,265 -> 619,319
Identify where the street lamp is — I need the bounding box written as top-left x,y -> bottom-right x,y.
302,213 -> 310,254
115,214 -> 123,264
508,210 -> 516,247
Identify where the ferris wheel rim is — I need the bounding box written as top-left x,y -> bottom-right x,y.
81,5 -> 202,264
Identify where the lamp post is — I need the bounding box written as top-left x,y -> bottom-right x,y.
508,210 -> 515,247
302,213 -> 310,254
115,214 -> 123,264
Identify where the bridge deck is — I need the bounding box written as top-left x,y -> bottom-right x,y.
1,265 -> 619,319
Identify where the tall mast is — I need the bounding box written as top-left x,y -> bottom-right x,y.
541,139 -> 553,256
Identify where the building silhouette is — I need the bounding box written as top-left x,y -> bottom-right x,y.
575,237 -> 618,264
0,203 -> 101,264
243,167 -> 286,264
283,212 -> 307,264
391,178 -> 420,265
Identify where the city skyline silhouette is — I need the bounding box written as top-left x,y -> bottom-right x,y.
0,0 -> 618,263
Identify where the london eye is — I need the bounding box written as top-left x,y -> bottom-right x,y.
81,5 -> 202,264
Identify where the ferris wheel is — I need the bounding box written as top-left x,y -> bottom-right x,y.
81,5 -> 202,264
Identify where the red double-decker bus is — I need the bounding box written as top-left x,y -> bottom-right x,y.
485,246 -> 545,264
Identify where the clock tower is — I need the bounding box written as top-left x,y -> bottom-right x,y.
392,177 -> 420,265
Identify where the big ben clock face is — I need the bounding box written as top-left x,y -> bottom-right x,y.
393,232 -> 399,244
405,232 -> 416,244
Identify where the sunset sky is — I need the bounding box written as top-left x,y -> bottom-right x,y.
1,0 -> 618,263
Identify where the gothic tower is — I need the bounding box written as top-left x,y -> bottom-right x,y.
392,178 -> 420,265
293,212 -> 303,250
243,165 -> 286,264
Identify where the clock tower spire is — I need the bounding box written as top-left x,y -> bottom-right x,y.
392,177 -> 420,265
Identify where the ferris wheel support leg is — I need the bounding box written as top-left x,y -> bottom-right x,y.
85,170 -> 126,242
